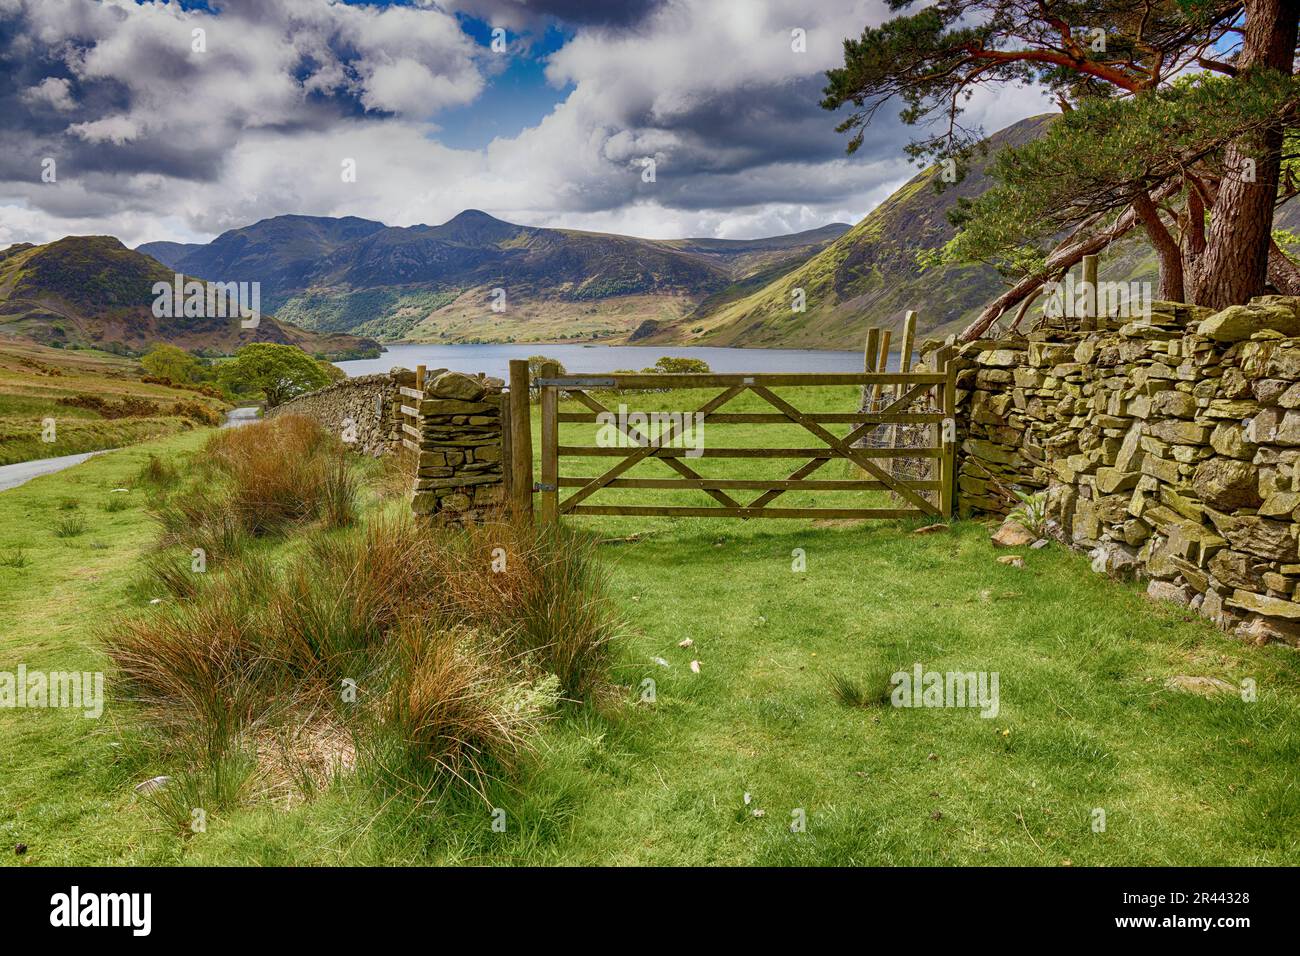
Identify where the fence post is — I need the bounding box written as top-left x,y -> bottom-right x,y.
416,364 -> 426,394
939,346 -> 956,518
899,310 -> 917,374
1080,254 -> 1098,331
539,362 -> 560,524
872,329 -> 893,405
863,328 -> 880,373
507,359 -> 533,525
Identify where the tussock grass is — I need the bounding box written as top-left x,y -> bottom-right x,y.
134,549 -> 208,601
829,663 -> 906,708
103,502 -> 620,813
377,621 -> 546,796
149,415 -> 358,558
133,454 -> 180,489
52,514 -> 86,538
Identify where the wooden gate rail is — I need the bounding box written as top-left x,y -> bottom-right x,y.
397,364 -> 428,453
522,362 -> 956,523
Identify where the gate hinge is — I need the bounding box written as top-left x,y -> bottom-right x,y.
533,481 -> 557,492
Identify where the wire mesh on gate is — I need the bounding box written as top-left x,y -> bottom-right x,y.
853,381 -> 939,505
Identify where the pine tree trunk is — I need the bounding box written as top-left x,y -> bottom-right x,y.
1193,0 -> 1299,308
1269,239 -> 1300,294
1133,191 -> 1185,302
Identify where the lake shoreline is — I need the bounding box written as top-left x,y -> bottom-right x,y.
336,341 -> 876,381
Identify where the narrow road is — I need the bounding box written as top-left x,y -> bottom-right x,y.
0,407 -> 260,493
0,449 -> 111,492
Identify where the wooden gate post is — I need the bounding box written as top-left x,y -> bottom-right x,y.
939,346 -> 957,518
539,362 -> 560,524
507,359 -> 534,525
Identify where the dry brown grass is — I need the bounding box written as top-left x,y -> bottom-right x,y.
382,620 -> 541,795
150,414 -> 358,555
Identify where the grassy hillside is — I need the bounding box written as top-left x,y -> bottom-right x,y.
0,341 -> 229,465
0,236 -> 380,361
2,395 -> 1297,865
653,115 -> 1062,349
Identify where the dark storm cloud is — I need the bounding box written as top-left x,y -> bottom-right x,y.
446,0 -> 667,29
626,75 -> 914,176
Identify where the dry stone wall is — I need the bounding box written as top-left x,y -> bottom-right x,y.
269,366 -> 509,523
410,370 -> 506,523
266,370 -> 408,457
952,294 -> 1300,647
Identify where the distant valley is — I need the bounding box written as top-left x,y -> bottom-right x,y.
138,212 -> 851,347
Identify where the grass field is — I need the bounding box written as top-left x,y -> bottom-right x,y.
0,342 -> 228,466
2,386 -> 1298,866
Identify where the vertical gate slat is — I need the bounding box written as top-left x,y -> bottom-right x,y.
539,362 -> 560,524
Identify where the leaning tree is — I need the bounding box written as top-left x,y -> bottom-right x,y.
821,0 -> 1300,340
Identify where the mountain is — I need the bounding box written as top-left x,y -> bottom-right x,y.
0,236 -> 380,360
138,215 -> 388,301
644,115 -> 1069,349
138,212 -> 850,344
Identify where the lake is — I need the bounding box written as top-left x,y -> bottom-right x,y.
335,343 -> 895,380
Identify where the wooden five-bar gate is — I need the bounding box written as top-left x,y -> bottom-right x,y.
506,355 -> 956,524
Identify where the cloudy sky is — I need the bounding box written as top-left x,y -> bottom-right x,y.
0,0 -> 1052,249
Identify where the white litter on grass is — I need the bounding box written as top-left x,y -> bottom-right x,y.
689,660 -> 701,673
651,656 -> 670,668
678,638 -> 693,648
134,776 -> 171,795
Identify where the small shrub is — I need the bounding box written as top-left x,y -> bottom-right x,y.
169,401 -> 222,427
59,394 -> 159,419
148,415 -> 357,553
318,456 -> 360,529
53,514 -> 86,538
151,483 -> 247,558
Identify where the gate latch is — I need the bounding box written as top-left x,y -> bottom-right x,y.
533,482 -> 557,492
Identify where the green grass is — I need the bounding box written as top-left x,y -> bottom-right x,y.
1,387 -> 1298,866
